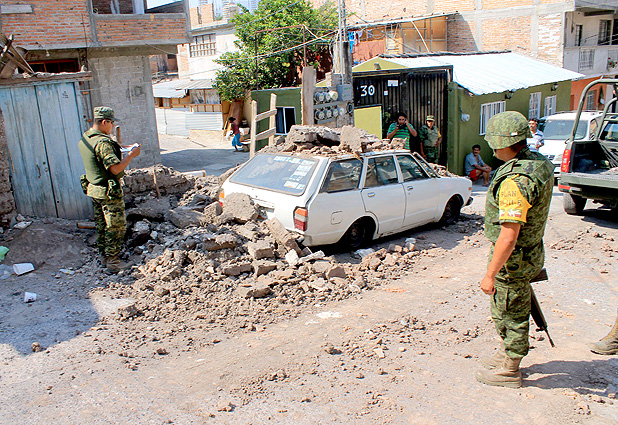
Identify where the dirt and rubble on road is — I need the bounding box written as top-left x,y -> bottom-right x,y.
1,126 -> 618,423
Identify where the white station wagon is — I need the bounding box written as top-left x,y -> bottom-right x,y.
220,150 -> 472,249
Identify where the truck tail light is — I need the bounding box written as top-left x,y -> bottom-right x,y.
294,207 -> 308,231
218,190 -> 224,207
558,183 -> 571,191
561,148 -> 571,173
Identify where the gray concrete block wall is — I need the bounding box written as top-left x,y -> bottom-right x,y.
89,54 -> 161,169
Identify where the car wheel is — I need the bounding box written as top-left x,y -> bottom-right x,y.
563,193 -> 586,215
439,197 -> 461,226
340,218 -> 374,251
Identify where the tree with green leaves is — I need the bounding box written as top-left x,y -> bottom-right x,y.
214,0 -> 338,101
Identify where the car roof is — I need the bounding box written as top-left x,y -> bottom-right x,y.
258,149 -> 412,161
542,111 -> 603,120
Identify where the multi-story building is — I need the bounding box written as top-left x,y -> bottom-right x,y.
311,0 -> 618,111
2,0 -> 190,167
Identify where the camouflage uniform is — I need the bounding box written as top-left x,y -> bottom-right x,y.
79,116 -> 126,259
419,124 -> 441,163
484,147 -> 554,358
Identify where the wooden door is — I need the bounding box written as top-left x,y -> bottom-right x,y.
0,81 -> 91,219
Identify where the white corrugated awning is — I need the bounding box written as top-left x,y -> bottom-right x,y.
375,52 -> 584,95
152,80 -> 187,98
175,79 -> 214,90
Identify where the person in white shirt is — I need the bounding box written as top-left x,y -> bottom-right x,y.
527,118 -> 544,152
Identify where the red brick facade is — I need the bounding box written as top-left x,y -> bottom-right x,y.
0,0 -> 93,48
96,16 -> 187,44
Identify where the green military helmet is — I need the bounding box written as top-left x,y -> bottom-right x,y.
484,111 -> 531,149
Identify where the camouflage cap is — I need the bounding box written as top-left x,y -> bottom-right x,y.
484,111 -> 531,149
426,115 -> 435,121
93,106 -> 116,122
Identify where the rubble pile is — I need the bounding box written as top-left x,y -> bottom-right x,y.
261,125 -> 407,157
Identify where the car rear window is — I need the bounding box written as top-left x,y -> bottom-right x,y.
230,154 -> 318,195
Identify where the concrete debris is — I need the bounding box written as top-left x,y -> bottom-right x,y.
265,218 -> 302,255
247,240 -> 274,260
253,259 -> 277,277
123,165 -> 193,198
167,207 -> 207,229
223,193 -> 259,223
285,249 -> 300,266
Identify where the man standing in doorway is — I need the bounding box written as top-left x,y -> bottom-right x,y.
79,107 -> 141,272
475,111 -> 554,388
387,112 -> 423,156
419,115 -> 442,163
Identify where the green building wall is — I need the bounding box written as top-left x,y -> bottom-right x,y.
251,87 -> 302,150
446,81 -> 571,175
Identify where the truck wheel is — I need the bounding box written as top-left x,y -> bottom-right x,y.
339,218 -> 374,251
563,193 -> 586,215
439,197 -> 462,225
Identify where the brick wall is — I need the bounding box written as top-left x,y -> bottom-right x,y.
89,55 -> 161,168
95,15 -> 187,44
482,16 -> 532,54
538,13 -> 563,66
447,16 -> 477,52
0,111 -> 17,227
190,4 -> 215,28
92,0 -> 139,14
0,0 -> 92,49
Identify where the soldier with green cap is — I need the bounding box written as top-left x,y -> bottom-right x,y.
475,110 -> 554,388
78,106 -> 141,272
419,115 -> 442,163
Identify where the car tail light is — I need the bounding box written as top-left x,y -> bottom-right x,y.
294,207 -> 308,231
558,183 -> 571,191
218,190 -> 224,207
561,148 -> 571,173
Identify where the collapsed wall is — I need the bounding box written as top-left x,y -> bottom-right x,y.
0,111 -> 17,227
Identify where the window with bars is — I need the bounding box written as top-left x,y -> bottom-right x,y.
529,92 -> 542,119
479,101 -> 506,135
599,20 -> 611,45
586,90 -> 597,111
189,34 -> 216,57
579,49 -> 594,71
544,95 -> 557,117
574,24 -> 583,47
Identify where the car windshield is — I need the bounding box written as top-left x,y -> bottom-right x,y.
230,154 -> 318,195
542,118 -> 588,140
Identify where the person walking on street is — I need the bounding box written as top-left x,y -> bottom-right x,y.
79,107 -> 141,272
228,117 -> 242,152
475,111 -> 554,388
387,112 -> 424,156
419,115 -> 442,163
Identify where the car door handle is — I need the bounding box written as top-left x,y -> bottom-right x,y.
407,186 -> 414,191
367,192 -> 375,197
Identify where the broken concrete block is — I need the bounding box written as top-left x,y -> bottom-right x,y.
309,278 -> 330,292
154,286 -> 170,297
247,240 -> 274,260
238,262 -> 252,273
265,218 -> 302,255
203,202 -> 222,222
285,249 -> 299,266
330,276 -> 347,286
203,234 -> 237,251
235,224 -> 258,241
311,260 -> 331,276
161,266 -> 182,281
298,250 -> 325,264
222,264 -> 241,276
383,253 -> 397,267
270,269 -> 294,280
238,283 -> 272,299
223,193 -> 259,223
118,302 -> 139,318
340,125 -> 366,152
168,207 -> 207,228
326,265 -> 346,280
253,260 -> 277,277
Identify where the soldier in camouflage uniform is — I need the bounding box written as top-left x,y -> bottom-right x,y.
419,115 -> 442,163
475,111 -> 554,388
78,107 -> 141,272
